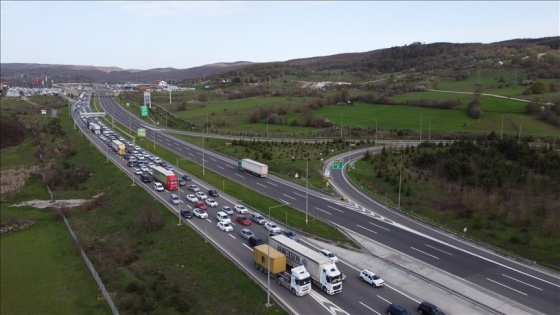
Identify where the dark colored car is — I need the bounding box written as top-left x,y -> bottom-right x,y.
180,209 -> 193,219
208,189 -> 219,197
417,302 -> 445,315
387,303 -> 411,315
127,160 -> 135,167
140,173 -> 152,183
248,235 -> 265,247
182,174 -> 192,181
124,154 -> 130,160
236,215 -> 251,226
160,162 -> 167,167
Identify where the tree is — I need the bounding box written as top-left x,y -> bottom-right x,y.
530,81 -> 549,94
467,99 -> 483,119
432,77 -> 440,90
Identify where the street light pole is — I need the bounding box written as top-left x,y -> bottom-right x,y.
398,152 -> 403,210
267,203 -> 289,307
306,158 -> 309,225
428,116 -> 432,143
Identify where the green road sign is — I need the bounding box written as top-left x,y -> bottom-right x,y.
333,159 -> 343,169
141,105 -> 148,117
137,128 -> 146,137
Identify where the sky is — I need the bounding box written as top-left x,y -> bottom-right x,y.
1,1 -> 558,70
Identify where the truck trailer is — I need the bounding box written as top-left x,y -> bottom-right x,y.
90,123 -> 101,134
152,166 -> 178,191
253,244 -> 311,296
269,234 -> 343,295
111,140 -> 126,155
238,159 -> 268,177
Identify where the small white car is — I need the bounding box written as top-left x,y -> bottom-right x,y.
193,208 -> 208,219
134,145 -> 140,150
134,168 -> 142,175
140,165 -> 149,172
216,211 -> 231,224
319,249 -> 339,263
234,204 -> 249,214
154,182 -> 164,191
222,206 -> 234,215
195,192 -> 208,200
153,157 -> 161,163
205,198 -> 218,207
186,194 -> 198,203
359,269 -> 385,287
217,222 -> 233,232
264,222 -> 282,234
148,162 -> 156,169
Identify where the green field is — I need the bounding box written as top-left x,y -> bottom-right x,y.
1,207 -> 109,315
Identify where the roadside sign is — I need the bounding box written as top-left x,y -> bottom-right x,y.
141,106 -> 148,117
137,128 -> 146,137
144,91 -> 151,108
333,159 -> 343,169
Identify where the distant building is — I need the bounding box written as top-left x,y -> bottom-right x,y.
152,80 -> 167,89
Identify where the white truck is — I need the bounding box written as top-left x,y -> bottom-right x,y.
111,140 -> 126,155
90,123 -> 101,134
269,235 -> 343,295
238,159 -> 268,177
253,244 -> 312,296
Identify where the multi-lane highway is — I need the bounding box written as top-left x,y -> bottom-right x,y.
91,91 -> 559,314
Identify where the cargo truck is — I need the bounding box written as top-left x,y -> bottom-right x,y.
253,244 -> 312,296
152,166 -> 178,191
238,159 -> 268,177
269,235 -> 343,295
111,140 -> 126,155
90,123 -> 101,134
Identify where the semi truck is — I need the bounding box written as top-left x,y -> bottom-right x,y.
152,166 -> 178,191
253,244 -> 312,297
90,123 -> 101,134
111,140 -> 126,155
269,235 -> 343,295
238,159 -> 268,177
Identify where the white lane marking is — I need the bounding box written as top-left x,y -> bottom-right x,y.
282,194 -> 296,200
383,285 -> 421,304
502,274 -> 543,291
216,165 -> 224,170
293,192 -> 306,198
359,302 -> 380,315
369,221 -> 390,231
376,295 -> 391,304
315,207 -> 332,215
256,182 -> 267,188
357,225 -> 377,234
308,291 -> 350,315
188,152 -> 195,157
410,247 -> 439,260
243,243 -> 253,251
327,205 -> 344,213
267,182 -> 278,187
424,244 -> 453,256
235,173 -> 244,179
487,278 -> 528,295
210,158 -> 217,161
229,234 -> 236,239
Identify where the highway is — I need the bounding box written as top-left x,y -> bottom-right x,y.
91,91 -> 559,314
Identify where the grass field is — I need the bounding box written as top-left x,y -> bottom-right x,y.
0,207 -> 109,315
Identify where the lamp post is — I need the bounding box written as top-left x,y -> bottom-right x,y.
266,202 -> 289,307
203,111 -> 208,175
428,116 -> 432,143
306,158 -> 309,225
398,152 -> 403,210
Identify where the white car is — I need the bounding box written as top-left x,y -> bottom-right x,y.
205,198 -> 218,207
319,249 -> 339,263
148,162 -> 156,169
186,194 -> 198,203
140,165 -> 149,172
195,192 -> 208,200
217,222 -> 233,232
188,185 -> 200,192
234,204 -> 249,214
134,167 -> 142,175
153,157 -> 161,163
154,182 -> 164,191
264,222 -> 282,234
359,269 -> 385,287
134,145 -> 140,150
222,206 -> 234,215
193,208 -> 208,219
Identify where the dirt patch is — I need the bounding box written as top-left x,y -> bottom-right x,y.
9,193 -> 105,209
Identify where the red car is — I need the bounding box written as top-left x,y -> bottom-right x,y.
194,200 -> 207,210
236,215 -> 251,226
